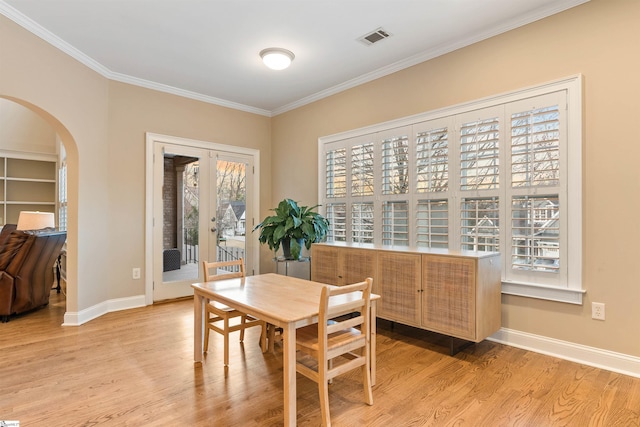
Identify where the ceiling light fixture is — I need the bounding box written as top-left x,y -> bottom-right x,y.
260,48 -> 294,70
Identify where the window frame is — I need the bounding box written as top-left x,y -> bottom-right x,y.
318,75 -> 583,304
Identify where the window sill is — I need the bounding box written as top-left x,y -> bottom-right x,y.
502,280 -> 585,305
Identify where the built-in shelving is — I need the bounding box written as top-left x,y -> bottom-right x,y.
0,154 -> 57,225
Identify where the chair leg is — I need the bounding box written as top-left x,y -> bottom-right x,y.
224,317 -> 230,366
260,322 -> 267,353
267,324 -> 276,352
318,373 -> 332,427
363,347 -> 373,405
362,364 -> 373,405
203,317 -> 210,352
239,315 -> 246,342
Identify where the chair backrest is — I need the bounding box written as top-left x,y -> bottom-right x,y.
318,278 -> 372,356
202,258 -> 245,282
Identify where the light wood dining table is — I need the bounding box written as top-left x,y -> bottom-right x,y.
191,273 -> 379,427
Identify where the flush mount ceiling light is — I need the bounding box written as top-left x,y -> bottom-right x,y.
260,48 -> 295,70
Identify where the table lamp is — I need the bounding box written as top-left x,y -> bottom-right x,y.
16,211 -> 55,230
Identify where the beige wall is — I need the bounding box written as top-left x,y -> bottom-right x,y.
0,14 -> 272,313
106,81 -> 271,297
271,0 -> 640,357
1,14 -> 109,313
0,98 -> 56,154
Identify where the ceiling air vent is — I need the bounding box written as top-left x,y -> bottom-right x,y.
358,27 -> 391,46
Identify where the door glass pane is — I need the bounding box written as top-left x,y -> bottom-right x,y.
215,159 -> 247,265
162,155 -> 200,283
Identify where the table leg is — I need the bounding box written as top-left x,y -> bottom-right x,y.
282,322 -> 297,426
194,292 -> 204,365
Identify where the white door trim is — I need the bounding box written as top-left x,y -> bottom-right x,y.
144,132 -> 260,305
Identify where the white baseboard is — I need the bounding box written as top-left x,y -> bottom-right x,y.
62,295 -> 146,326
489,328 -> 640,379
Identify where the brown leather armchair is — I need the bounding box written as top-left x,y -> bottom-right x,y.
0,227 -> 66,322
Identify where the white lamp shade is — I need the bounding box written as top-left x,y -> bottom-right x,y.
16,211 -> 55,230
260,48 -> 294,70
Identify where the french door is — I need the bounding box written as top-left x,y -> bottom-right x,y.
147,134 -> 257,302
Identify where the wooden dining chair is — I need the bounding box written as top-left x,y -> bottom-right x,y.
295,278 -> 373,426
202,258 -> 267,366
267,323 -> 283,352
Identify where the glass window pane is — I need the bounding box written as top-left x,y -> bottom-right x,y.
460,118 -> 500,190
511,105 -> 560,188
416,127 -> 448,193
351,143 -> 375,196
326,203 -> 347,242
382,201 -> 409,246
326,148 -> 346,198
461,198 -> 499,252
511,195 -> 560,272
416,199 -> 448,248
382,135 -> 410,194
352,202 -> 374,243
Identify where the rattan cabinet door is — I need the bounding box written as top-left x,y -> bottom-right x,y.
311,244 -> 340,285
422,255 -> 477,340
340,248 -> 377,287
376,252 -> 421,326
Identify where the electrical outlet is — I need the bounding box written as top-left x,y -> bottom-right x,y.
132,267 -> 141,280
592,302 -> 605,320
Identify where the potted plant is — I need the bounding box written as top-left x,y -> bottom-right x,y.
253,198 -> 329,260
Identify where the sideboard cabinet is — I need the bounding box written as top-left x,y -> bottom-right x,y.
311,242 -> 501,344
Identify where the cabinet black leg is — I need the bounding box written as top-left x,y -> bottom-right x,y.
449,336 -> 474,356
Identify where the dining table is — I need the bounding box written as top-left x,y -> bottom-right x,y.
191,273 -> 379,427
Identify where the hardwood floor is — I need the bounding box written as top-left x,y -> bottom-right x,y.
1,290 -> 639,426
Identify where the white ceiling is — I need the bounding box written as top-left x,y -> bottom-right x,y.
1,0 -> 588,116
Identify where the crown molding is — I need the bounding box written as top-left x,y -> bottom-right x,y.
2,0 -> 589,118
271,0 -> 590,116
109,72 -> 272,117
0,1 -> 111,76
0,0 -> 272,117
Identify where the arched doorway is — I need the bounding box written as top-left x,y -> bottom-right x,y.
0,96 -> 78,324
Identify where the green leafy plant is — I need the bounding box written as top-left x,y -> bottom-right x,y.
253,198 -> 329,259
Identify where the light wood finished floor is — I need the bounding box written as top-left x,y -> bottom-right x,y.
1,290 -> 639,426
